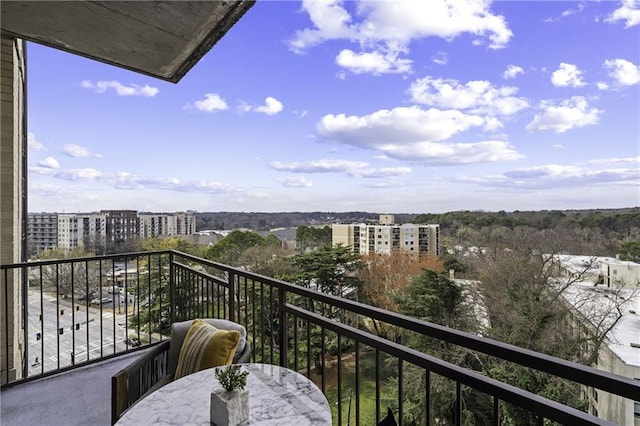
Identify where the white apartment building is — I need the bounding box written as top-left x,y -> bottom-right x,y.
332,215 -> 440,257
563,283 -> 640,425
553,255 -> 640,425
601,258 -> 640,288
57,214 -> 80,250
138,211 -> 196,238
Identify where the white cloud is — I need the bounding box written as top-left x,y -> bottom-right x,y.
458,157 -> 640,190
318,106 -> 486,146
270,159 -> 412,178
240,97 -> 284,115
432,51 -> 448,66
526,96 -> 602,133
288,0 -> 358,53
409,77 -> 529,116
289,0 -> 512,75
63,144 -> 103,158
596,81 -> 610,90
553,144 -> 565,149
603,58 -> 640,86
81,80 -> 158,97
276,176 -> 313,188
335,49 -> 412,74
503,65 -> 524,79
255,97 -> 284,115
551,63 -> 586,87
543,3 -> 586,23
379,140 -> 522,164
561,3 -> 586,18
28,132 -> 45,151
188,93 -> 228,112
270,159 -> 369,173
606,0 -> 640,28
37,157 -> 59,169
29,164 -> 241,195
349,166 -> 412,178
316,106 -> 522,165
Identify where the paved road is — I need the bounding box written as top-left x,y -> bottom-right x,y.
27,290 -> 134,376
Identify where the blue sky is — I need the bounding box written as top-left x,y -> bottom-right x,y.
27,0 -> 639,214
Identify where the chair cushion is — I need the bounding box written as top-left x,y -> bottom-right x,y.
173,319 -> 240,380
168,319 -> 247,377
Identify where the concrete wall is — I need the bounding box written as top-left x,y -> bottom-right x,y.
0,36 -> 26,384
331,224 -> 354,248
595,346 -> 640,425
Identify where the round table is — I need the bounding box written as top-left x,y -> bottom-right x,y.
116,363 -> 332,425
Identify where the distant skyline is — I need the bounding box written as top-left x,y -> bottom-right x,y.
28,0 -> 639,214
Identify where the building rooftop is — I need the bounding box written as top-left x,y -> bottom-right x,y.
553,255 -> 640,368
564,282 -> 640,368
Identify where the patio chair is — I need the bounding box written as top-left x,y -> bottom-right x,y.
111,318 -> 251,425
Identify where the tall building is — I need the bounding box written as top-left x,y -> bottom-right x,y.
138,211 -> 196,238
332,215 -> 440,257
28,210 -> 196,254
27,214 -> 58,253
57,214 -> 80,250
101,210 -> 139,244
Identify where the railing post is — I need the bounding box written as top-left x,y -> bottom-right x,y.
228,271 -> 235,323
169,251 -> 175,324
21,265 -> 28,380
279,286 -> 287,368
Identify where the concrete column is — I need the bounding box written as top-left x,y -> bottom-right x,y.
1,35 -> 26,384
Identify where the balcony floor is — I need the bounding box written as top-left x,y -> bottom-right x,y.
1,351 -> 144,426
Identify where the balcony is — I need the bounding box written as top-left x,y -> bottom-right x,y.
2,251 -> 639,425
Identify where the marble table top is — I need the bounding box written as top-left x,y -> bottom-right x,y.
116,363 -> 332,425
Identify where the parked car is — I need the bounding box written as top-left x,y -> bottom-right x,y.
101,297 -> 113,304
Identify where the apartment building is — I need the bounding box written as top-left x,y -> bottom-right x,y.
553,255 -> 640,425
138,211 -> 196,238
28,210 -> 195,253
101,210 -> 138,244
332,215 -> 440,257
601,258 -> 640,288
57,214 -> 80,250
27,214 -> 58,253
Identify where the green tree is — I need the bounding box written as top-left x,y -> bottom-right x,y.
295,225 -> 332,253
236,245 -> 296,278
206,231 -> 268,265
393,270 -> 491,425
139,236 -> 203,256
286,244 -> 362,297
282,244 -> 363,372
618,240 -> 640,262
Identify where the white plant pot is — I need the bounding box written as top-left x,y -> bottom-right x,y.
210,388 -> 249,426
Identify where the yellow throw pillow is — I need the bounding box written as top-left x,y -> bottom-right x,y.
174,319 -> 241,380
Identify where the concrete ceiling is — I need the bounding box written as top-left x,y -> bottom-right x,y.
0,1 -> 255,83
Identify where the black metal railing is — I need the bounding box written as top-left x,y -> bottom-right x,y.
2,250 -> 640,425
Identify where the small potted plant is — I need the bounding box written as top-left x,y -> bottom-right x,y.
210,365 -> 250,426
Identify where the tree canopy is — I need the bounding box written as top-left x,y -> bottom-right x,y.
295,225 -> 332,253
206,230 -> 279,266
